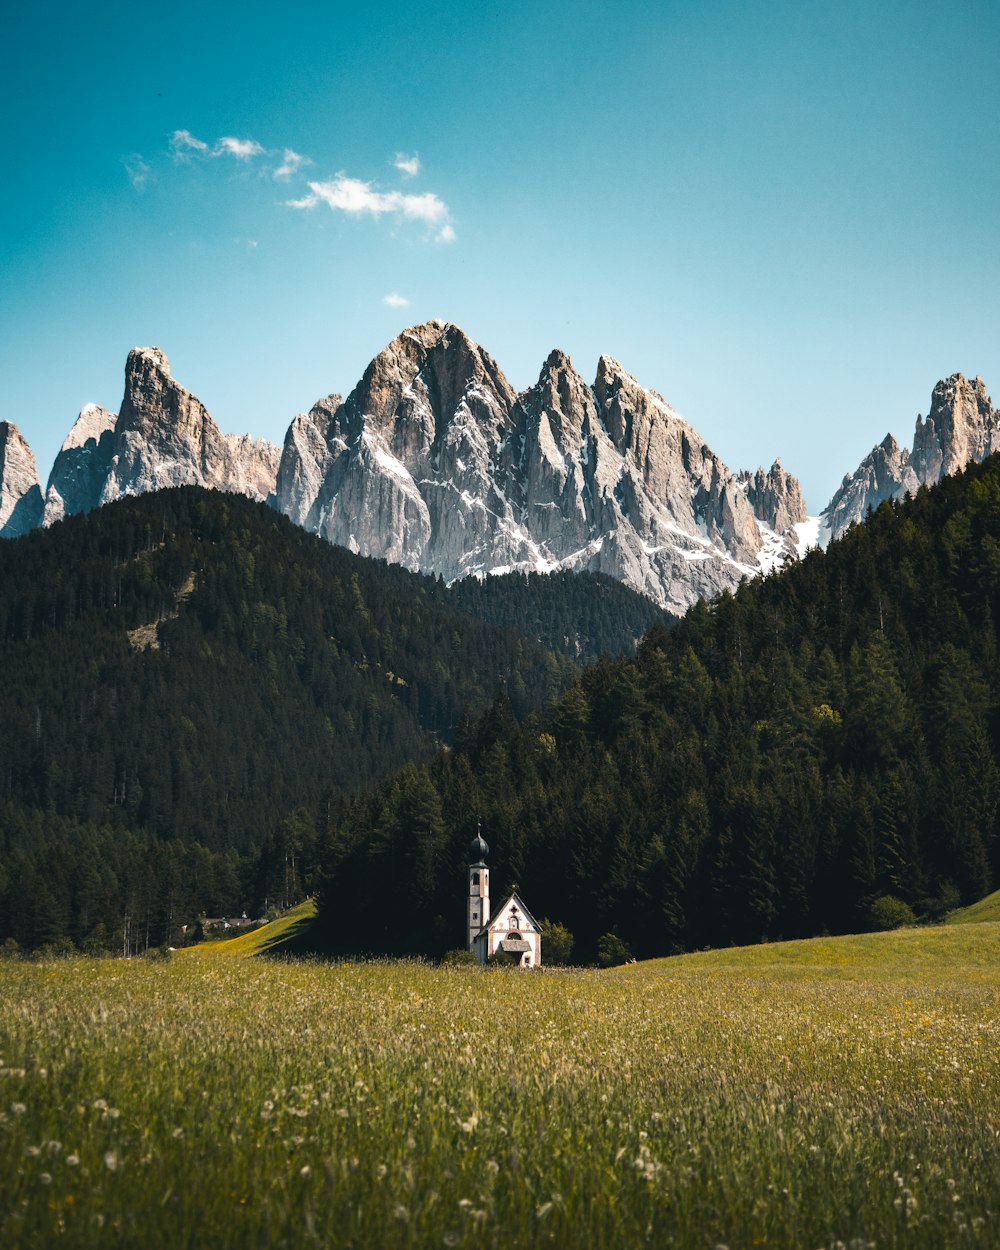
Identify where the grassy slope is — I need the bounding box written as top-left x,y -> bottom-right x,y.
632,920 -> 1000,984
947,887 -> 1000,926
178,899 -> 318,959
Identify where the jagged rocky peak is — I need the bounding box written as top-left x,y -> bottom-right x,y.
738,458 -> 808,535
274,394 -> 343,528
43,403 -> 118,525
592,353 -> 679,456
0,421 -> 44,538
516,349 -> 598,471
529,349 -> 597,444
823,433 -> 919,542
911,373 -> 997,486
353,319 -> 518,459
101,345 -> 280,505
40,346 -> 281,526
61,402 -> 117,451
114,345 -> 215,461
272,321 -> 793,611
822,373 -> 997,544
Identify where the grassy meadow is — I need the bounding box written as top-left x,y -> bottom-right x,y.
1,923 -> 998,1249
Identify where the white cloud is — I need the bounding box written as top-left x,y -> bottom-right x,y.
383,292 -> 409,307
214,136 -> 264,160
124,153 -> 151,191
166,133 -> 455,243
273,148 -> 311,179
394,152 -> 420,177
171,129 -> 209,158
291,175 -> 449,226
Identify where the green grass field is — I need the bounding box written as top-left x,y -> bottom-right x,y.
948,888 -> 1000,927
1,923 -> 997,1249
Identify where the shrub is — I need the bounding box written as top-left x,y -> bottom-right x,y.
869,895 -> 917,931
538,918 -> 574,965
440,948 -> 477,967
596,933 -> 631,967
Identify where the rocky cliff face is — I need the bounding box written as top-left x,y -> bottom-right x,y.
738,459 -> 808,538
274,320 -> 797,612
821,374 -> 997,542
17,326 -> 990,612
42,348 -> 281,525
911,374 -> 998,486
42,404 -> 117,525
100,347 -> 280,505
822,434 -> 919,542
0,422 -> 44,538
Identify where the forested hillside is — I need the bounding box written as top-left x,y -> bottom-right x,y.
320,456 -> 1000,960
446,569 -> 669,664
0,488 -> 671,950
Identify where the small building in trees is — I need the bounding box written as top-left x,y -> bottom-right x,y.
467,828 -> 541,967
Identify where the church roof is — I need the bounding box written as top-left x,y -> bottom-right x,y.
472,891 -> 542,940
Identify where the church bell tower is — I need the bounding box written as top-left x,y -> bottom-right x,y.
467,825 -> 490,950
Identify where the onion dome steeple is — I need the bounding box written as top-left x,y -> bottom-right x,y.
469,823 -> 489,864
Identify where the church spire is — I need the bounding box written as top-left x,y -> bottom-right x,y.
467,822 -> 490,950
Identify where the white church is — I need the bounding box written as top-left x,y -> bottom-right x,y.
467,828 -> 542,967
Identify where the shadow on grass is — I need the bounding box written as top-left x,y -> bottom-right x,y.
255,908 -> 346,960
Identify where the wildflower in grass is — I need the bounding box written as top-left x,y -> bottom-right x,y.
12,1101 -> 26,1114
66,1155 -> 79,1168
39,1172 -> 52,1185
103,1149 -> 118,1172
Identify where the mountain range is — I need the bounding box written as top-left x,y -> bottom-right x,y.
1,321 -> 996,612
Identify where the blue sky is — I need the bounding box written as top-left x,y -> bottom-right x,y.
2,0 -> 998,510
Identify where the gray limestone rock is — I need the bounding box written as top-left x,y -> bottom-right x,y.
911,374 -> 998,486
822,374 -> 997,543
43,403 -> 117,525
100,347 -> 280,504
0,422 -> 44,538
274,321 -> 790,612
40,348 -> 280,527
738,459 -> 808,538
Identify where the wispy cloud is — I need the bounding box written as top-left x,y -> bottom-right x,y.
124,153 -> 152,191
215,136 -> 264,160
166,131 -> 455,242
394,152 -> 420,177
170,129 -> 209,159
383,292 -> 409,307
289,174 -> 452,234
274,148 -> 311,180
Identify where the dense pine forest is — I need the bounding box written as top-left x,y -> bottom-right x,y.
0,488 -> 664,951
319,456 -> 1000,961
